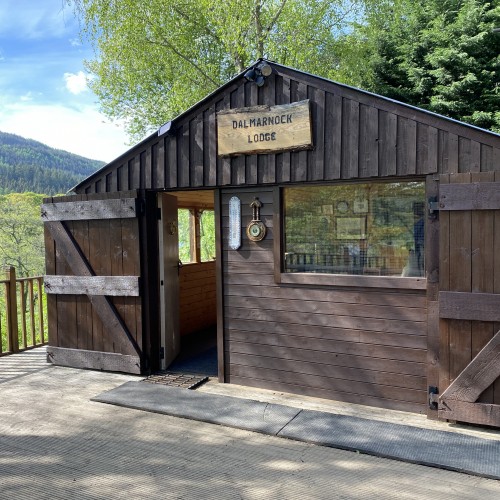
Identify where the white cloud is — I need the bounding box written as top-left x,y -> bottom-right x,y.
20,92 -> 33,102
0,1 -> 76,39
64,71 -> 89,95
0,2 -> 135,166
0,101 -> 131,163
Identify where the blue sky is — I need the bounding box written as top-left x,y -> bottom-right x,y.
0,1 -> 130,162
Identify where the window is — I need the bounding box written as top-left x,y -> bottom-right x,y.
178,208 -> 215,264
283,182 -> 425,278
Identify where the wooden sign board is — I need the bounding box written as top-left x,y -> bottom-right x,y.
217,100 -> 312,156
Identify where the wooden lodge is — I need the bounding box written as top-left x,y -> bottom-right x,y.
43,60 -> 500,428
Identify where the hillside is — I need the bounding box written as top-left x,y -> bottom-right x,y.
0,131 -> 105,195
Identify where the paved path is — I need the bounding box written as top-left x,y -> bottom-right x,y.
1,349 -> 500,499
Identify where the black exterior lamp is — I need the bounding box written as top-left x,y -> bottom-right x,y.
244,62 -> 273,87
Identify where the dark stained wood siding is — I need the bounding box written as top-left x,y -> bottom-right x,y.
439,172 -> 500,408
221,188 -> 427,413
63,61 -> 500,413
74,64 -> 500,195
44,192 -> 143,356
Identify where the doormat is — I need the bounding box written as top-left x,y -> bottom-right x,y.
143,372 -> 208,390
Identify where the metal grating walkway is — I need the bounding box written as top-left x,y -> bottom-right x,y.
143,372 -> 208,389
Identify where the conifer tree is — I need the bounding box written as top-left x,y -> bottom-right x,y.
344,0 -> 500,131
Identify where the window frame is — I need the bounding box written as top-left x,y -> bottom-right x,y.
273,185 -> 427,290
178,207 -> 215,264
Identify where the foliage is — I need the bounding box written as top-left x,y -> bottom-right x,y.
177,208 -> 216,263
0,131 -> 104,194
67,0 -> 363,141
200,210 -> 216,261
0,193 -> 46,277
340,0 -> 500,132
178,209 -> 191,263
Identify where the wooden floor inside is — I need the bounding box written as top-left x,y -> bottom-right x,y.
167,327 -> 217,376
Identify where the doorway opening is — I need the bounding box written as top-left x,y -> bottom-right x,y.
158,190 -> 217,377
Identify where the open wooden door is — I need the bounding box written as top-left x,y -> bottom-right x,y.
158,193 -> 180,369
42,191 -> 143,374
437,172 -> 500,427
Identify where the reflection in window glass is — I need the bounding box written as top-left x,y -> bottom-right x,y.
283,182 -> 425,277
200,210 -> 216,261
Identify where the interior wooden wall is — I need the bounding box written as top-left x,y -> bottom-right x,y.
179,261 -> 217,336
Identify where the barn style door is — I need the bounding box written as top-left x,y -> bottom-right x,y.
437,172 -> 500,427
42,191 -> 144,374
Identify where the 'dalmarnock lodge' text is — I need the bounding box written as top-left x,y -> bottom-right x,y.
232,114 -> 293,129
232,114 -> 293,144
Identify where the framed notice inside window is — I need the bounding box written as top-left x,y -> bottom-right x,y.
336,217 -> 366,240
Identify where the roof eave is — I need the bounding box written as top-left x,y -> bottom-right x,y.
71,57 -> 500,193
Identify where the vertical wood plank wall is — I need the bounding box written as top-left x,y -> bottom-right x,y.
44,192 -> 143,355
76,69 -> 500,196
222,188 -> 427,413
179,261 -> 217,336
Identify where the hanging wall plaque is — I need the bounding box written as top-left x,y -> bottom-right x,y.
228,196 -> 241,250
217,100 -> 312,156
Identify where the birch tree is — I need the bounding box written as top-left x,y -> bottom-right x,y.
68,0 -> 362,140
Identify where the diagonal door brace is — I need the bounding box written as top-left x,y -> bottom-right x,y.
46,221 -> 141,357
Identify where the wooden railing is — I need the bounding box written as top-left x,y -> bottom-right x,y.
0,266 -> 47,356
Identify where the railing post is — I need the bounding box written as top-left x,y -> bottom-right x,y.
37,277 -> 45,345
5,266 -> 19,353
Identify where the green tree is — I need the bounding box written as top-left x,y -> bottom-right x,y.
0,131 -> 103,194
0,193 -> 46,277
68,0 -> 362,141
340,0 -> 500,131
200,210 -> 215,261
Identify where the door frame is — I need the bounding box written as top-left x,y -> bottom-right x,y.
154,189 -> 224,380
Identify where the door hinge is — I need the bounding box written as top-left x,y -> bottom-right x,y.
428,196 -> 439,220
135,198 -> 146,216
428,386 -> 439,410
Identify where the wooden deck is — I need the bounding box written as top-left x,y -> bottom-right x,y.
2,348 -> 500,498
